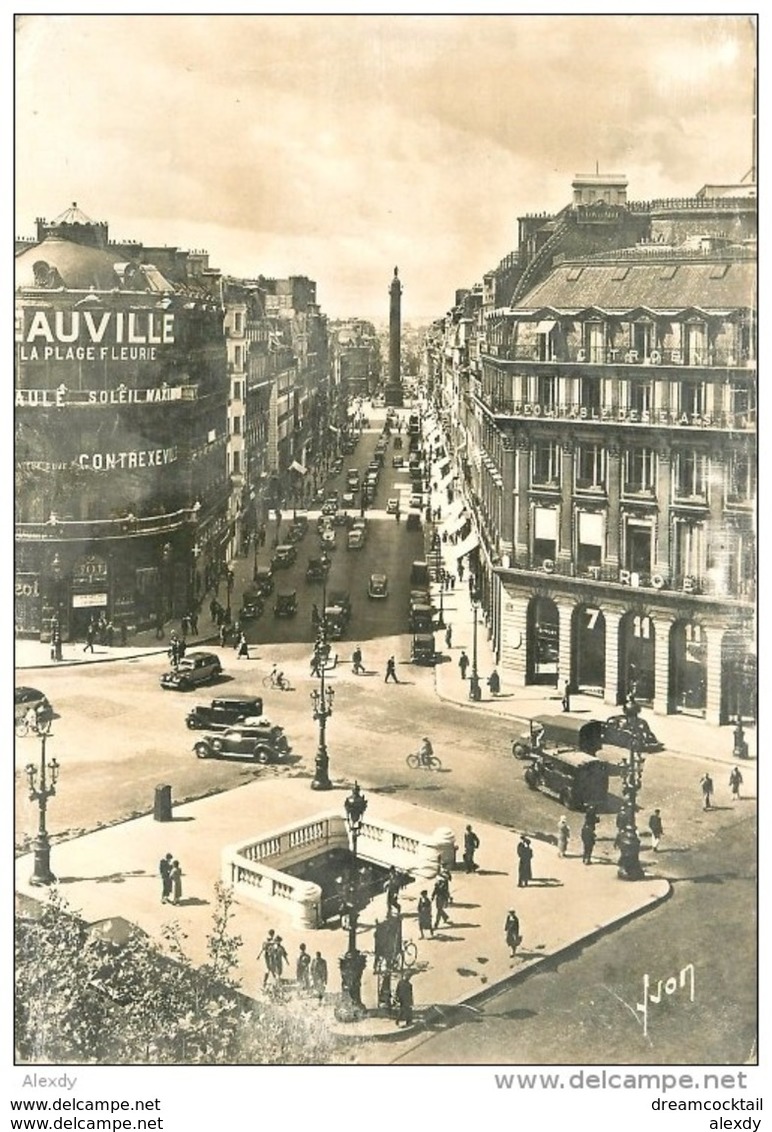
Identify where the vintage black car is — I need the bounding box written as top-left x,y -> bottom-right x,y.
186,696 -> 264,730
603,714 -> 664,753
239,592 -> 264,620
411,633 -> 437,665
253,566 -> 274,596
274,591 -> 298,617
192,719 -> 290,763
523,749 -> 610,811
306,557 -> 330,582
160,651 -> 222,691
271,543 -> 297,569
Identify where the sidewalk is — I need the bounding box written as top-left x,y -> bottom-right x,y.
15,776 -> 669,1042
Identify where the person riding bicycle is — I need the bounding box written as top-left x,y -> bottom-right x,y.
418,737 -> 434,768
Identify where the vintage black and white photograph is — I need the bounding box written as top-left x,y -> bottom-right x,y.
13,12 -> 758,1075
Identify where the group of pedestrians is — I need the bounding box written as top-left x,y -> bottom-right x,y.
158,852 -> 183,905
257,929 -> 328,1002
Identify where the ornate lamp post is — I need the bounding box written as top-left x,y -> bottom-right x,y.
469,587 -> 482,701
336,782 -> 368,1021
617,694 -> 646,880
25,732 -> 60,886
310,580 -> 333,791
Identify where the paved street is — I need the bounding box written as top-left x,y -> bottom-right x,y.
15,402 -> 757,1061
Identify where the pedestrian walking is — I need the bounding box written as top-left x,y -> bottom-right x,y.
384,655 -> 399,683
219,623 -> 229,648
159,852 -> 173,903
310,649 -> 322,677
309,951 -> 328,1003
445,624 -> 453,650
384,866 -> 402,915
352,645 -> 365,675
190,610 -> 199,635
296,943 -> 311,992
394,973 -> 414,1027
258,929 -> 277,987
271,936 -> 289,981
449,574 -> 456,590
729,765 -> 743,801
581,820 -> 596,865
516,834 -> 533,887
83,620 -> 96,653
458,650 -> 470,680
701,772 -> 715,810
505,909 -> 521,958
463,824 -> 480,873
457,559 -> 465,582
557,815 -> 570,857
432,871 -> 451,929
417,890 -> 434,939
648,808 -> 664,851
561,680 -> 571,713
487,669 -> 500,696
169,859 -> 183,905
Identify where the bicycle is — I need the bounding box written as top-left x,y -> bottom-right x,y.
406,750 -> 442,771
15,714 -> 52,739
262,668 -> 291,691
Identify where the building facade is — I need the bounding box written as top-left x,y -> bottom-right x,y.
428,181 -> 757,726
15,205 -> 229,640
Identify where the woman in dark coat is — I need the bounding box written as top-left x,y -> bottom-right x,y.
394,973 -> 414,1027
417,890 -> 433,939
516,835 -> 533,887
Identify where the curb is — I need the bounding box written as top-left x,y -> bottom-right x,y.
15,636 -> 220,671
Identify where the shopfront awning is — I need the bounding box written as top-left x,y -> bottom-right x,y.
443,498 -> 465,526
444,509 -> 469,538
455,529 -> 480,559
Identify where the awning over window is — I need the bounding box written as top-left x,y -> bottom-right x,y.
534,506 -> 558,540
290,460 -> 307,475
578,511 -> 604,545
455,530 -> 480,559
536,319 -> 557,334
444,509 -> 469,538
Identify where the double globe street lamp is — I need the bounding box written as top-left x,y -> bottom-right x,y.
469,585 -> 482,702
25,730 -> 60,886
310,579 -> 333,792
335,782 -> 368,1021
616,693 -> 646,880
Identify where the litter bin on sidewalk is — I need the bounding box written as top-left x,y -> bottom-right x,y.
154,784 -> 173,822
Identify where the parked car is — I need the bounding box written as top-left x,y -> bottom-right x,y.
193,719 -> 290,764
409,493 -> 424,510
368,573 -> 388,599
161,651 -> 222,691
274,591 -> 298,617
253,566 -> 274,596
347,528 -> 365,550
511,715 -> 605,759
411,633 -> 437,665
15,686 -> 50,723
271,543 -> 297,569
386,497 -> 399,514
603,714 -> 664,753
186,696 -> 264,731
524,748 -> 610,811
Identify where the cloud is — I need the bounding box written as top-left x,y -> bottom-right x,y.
15,13 -> 756,318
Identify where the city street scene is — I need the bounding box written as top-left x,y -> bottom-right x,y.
13,14 -> 757,1074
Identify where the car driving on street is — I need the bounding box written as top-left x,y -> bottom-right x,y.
192,719 -> 290,763
160,651 -> 223,691
186,696 -> 264,730
368,573 -> 389,599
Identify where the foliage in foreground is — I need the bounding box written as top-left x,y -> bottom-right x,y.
15,884 -> 340,1065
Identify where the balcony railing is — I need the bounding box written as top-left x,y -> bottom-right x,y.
16,506 -> 201,542
481,396 -> 755,432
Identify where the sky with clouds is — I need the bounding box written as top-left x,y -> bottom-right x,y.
15,13 -> 757,322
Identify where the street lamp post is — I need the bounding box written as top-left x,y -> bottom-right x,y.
469,588 -> 482,701
336,782 -> 368,1021
25,732 -> 60,886
310,580 -> 333,791
616,695 -> 646,880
